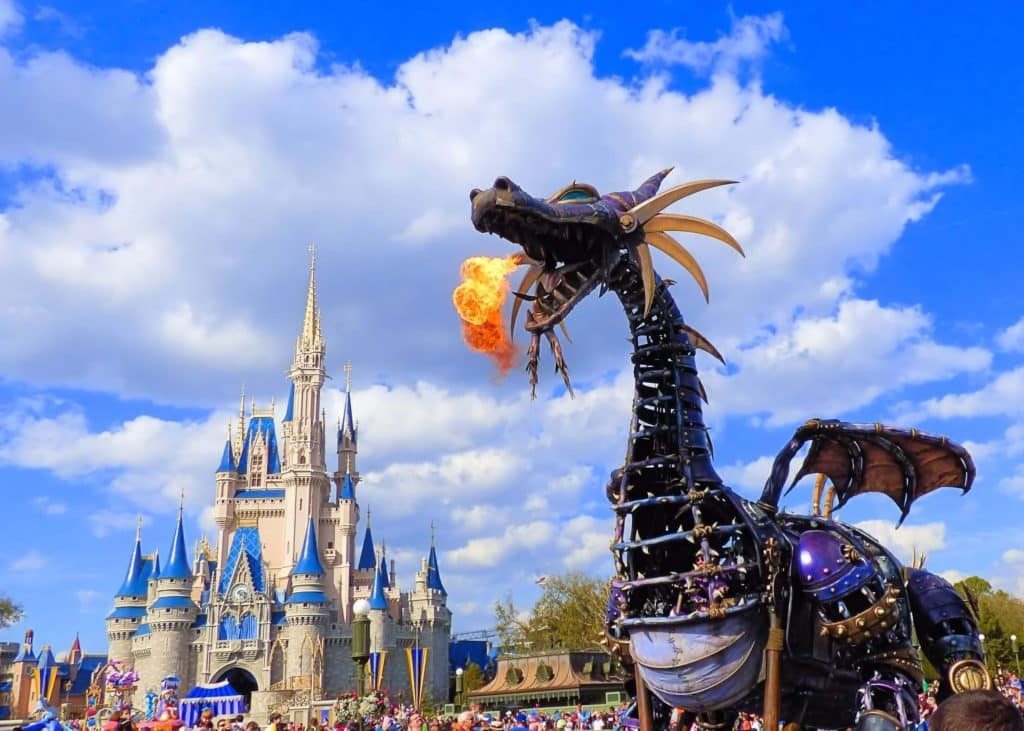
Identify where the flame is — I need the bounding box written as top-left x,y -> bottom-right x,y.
452,255 -> 521,375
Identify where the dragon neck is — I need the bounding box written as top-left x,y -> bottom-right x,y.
609,257 -> 721,490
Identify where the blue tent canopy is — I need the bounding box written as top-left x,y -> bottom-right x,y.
179,681 -> 244,726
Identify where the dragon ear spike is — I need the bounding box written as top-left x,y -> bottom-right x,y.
677,323 -> 725,365
696,376 -> 709,404
509,264 -> 543,340
645,213 -> 745,257
635,242 -> 656,318
629,179 -> 737,225
646,231 -> 709,302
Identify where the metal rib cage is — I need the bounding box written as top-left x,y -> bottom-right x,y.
607,255 -> 765,628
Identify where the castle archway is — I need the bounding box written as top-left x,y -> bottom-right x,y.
214,667 -> 259,709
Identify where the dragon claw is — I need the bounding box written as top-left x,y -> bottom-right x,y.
545,329 -> 575,398
526,327 -> 541,400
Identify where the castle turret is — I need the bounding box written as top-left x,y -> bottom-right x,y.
10,630 -> 36,718
106,520 -> 151,667
213,424 -> 240,592
146,505 -> 197,689
285,517 -> 329,684
367,554 -> 392,657
408,532 -> 452,703
67,634 -> 82,667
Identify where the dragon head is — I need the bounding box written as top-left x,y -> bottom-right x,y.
470,169 -> 742,333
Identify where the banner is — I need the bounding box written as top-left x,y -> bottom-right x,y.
368,651 -> 388,693
404,647 -> 429,710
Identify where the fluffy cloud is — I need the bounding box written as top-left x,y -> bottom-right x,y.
853,519 -> 946,563
625,12 -> 787,75
706,298 -> 990,426
0,20 -> 969,412
10,549 -> 46,571
0,0 -> 21,36
906,367 -> 1024,421
997,317 -> 1024,352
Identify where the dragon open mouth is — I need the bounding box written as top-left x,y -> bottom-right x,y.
465,171 -> 743,397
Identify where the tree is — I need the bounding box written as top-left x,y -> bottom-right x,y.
461,661 -> 485,694
494,572 -> 609,654
0,594 -> 22,629
954,576 -> 1024,674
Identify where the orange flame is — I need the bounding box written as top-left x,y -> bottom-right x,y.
452,255 -> 521,375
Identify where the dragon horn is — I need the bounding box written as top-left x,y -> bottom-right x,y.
629,179 -> 737,224
600,168 -> 674,212
645,231 -> 709,302
636,243 -> 656,318
645,213 -> 745,257
510,264 -> 543,340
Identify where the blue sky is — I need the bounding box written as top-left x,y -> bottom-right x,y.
1,0 -> 1023,657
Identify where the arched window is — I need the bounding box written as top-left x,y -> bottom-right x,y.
250,453 -> 263,487
218,614 -> 239,640
239,613 -> 258,640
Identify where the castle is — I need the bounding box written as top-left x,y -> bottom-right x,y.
104,252 -> 451,716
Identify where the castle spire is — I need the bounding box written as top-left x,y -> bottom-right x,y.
116,518 -> 147,597
340,362 -> 356,444
161,499 -> 192,580
357,509 -> 376,570
298,244 -> 324,355
426,525 -> 446,595
67,634 -> 82,666
368,554 -> 389,611
217,423 -> 236,473
294,517 -> 326,576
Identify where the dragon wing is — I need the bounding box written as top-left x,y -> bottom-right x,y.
759,419 -> 975,525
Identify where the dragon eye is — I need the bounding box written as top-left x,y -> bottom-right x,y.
547,182 -> 600,204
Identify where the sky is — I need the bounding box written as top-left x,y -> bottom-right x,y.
0,0 -> 1023,656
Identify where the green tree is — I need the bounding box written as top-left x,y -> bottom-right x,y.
0,594 -> 22,629
954,576 -> 1024,674
494,572 -> 609,654
461,661 -> 485,694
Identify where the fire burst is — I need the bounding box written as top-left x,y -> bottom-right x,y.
452,255 -> 521,375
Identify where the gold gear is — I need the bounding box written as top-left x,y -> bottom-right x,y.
948,658 -> 992,693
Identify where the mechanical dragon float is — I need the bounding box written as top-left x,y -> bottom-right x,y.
462,170 -> 989,730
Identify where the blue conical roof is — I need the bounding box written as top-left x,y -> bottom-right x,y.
357,520 -> 376,571
116,531 -> 147,597
216,439 -> 235,473
161,510 -> 192,580
340,390 -> 356,445
151,550 -> 161,579
36,646 -> 56,669
368,557 -> 388,611
380,548 -> 390,589
426,544 -> 446,594
294,517 -> 325,576
339,472 -> 356,501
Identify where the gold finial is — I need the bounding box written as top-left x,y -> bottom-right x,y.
179,488 -> 186,513
308,243 -> 317,272
136,515 -> 143,542
344,361 -> 352,392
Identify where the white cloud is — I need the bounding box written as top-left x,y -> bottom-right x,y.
997,317 -> 1024,352
853,519 -> 946,563
10,549 -> 46,571
906,367 -> 1024,421
0,21 -> 969,411
1003,548 -> 1024,565
0,0 -> 21,36
718,455 -> 775,497
939,569 -> 968,585
707,299 -> 990,426
33,495 -> 67,514
625,13 -> 787,75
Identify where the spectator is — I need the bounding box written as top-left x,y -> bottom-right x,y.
929,689 -> 1024,730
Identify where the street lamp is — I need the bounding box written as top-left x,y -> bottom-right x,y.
352,599 -> 371,699
454,668 -> 464,711
1012,634 -> 1021,676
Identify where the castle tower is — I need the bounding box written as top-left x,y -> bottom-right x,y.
334,448 -> 359,623
213,422 -> 241,588
10,630 -> 36,719
408,533 -> 452,703
356,511 -> 376,572
284,518 -> 329,685
147,506 -> 197,688
367,554 -> 392,656
282,247 -> 330,566
106,520 -> 151,667
67,634 -> 82,667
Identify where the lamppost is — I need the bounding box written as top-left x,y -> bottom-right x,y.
352,599 -> 371,699
454,668 -> 464,711
1012,634 -> 1021,676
